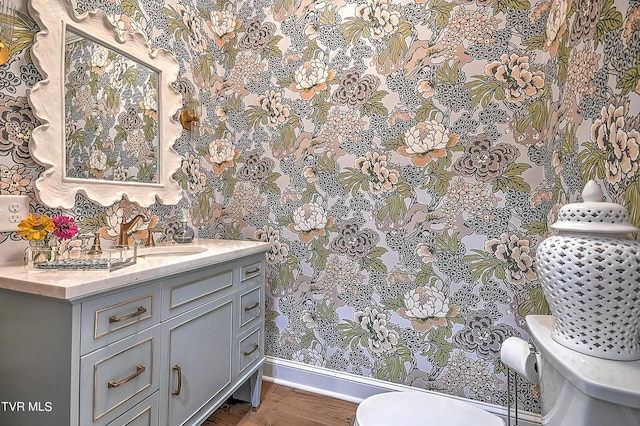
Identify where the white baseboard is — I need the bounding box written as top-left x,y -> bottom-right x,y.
263,356 -> 542,426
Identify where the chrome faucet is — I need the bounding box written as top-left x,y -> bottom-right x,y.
118,214 -> 147,247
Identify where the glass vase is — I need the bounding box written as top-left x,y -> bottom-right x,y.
25,240 -> 57,270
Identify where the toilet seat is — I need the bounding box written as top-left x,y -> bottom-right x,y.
354,391 -> 505,426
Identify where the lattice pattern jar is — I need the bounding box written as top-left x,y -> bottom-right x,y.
536,180 -> 640,361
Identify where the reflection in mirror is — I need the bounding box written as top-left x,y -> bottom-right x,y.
28,0 -> 183,208
64,29 -> 160,183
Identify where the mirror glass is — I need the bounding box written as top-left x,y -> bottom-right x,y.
28,0 -> 183,208
64,29 -> 160,183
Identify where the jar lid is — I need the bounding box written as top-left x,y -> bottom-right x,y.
551,180 -> 639,234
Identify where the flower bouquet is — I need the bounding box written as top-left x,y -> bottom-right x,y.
18,213 -> 78,268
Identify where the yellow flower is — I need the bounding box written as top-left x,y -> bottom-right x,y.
17,213 -> 55,241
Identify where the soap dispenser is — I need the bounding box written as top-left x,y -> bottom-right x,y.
174,210 -> 195,244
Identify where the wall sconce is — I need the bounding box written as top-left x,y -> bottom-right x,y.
180,97 -> 202,144
0,0 -> 14,66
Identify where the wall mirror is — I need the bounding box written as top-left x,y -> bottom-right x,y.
28,0 -> 183,208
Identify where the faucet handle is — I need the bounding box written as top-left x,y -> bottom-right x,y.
88,233 -> 102,255
146,231 -> 156,247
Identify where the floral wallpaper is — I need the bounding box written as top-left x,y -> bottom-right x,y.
64,34 -> 160,182
1,0 -> 639,416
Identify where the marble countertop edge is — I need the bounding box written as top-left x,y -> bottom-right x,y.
0,239 -> 272,300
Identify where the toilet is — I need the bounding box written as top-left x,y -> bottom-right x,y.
357,315 -> 640,426
354,390 -> 504,426
527,315 -> 640,426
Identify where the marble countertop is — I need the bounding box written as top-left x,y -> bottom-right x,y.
0,239 -> 271,301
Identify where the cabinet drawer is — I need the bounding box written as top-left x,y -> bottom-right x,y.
80,325 -> 160,426
81,284 -> 160,355
239,285 -> 262,330
108,392 -> 158,426
240,260 -> 263,283
238,327 -> 262,375
162,264 -> 234,319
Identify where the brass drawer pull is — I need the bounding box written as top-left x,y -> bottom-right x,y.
245,267 -> 260,275
244,301 -> 260,312
107,364 -> 145,388
172,364 -> 182,396
243,344 -> 259,356
109,306 -> 147,323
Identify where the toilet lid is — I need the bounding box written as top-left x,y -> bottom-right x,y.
355,392 -> 504,426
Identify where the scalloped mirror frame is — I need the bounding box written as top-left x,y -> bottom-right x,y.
28,0 -> 183,208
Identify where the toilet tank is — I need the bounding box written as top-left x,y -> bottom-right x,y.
527,316 -> 640,426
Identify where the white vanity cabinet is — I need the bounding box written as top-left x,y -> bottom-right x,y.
0,247 -> 267,426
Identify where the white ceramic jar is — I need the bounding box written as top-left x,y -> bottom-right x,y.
536,180 -> 640,361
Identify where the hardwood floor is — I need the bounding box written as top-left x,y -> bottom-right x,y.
202,381 -> 358,426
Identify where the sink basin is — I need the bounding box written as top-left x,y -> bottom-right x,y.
137,245 -> 209,258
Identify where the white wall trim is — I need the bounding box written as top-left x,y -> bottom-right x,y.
263,356 -> 542,426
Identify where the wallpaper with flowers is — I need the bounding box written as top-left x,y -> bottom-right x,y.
65,35 -> 160,183
1,0 -> 639,415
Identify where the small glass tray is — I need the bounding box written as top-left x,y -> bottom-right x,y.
25,246 -> 137,272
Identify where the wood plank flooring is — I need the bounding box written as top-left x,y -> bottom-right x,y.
202,381 -> 358,426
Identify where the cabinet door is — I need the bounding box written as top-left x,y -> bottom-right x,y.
162,294 -> 234,426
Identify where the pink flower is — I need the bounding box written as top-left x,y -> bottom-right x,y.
52,215 -> 78,240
